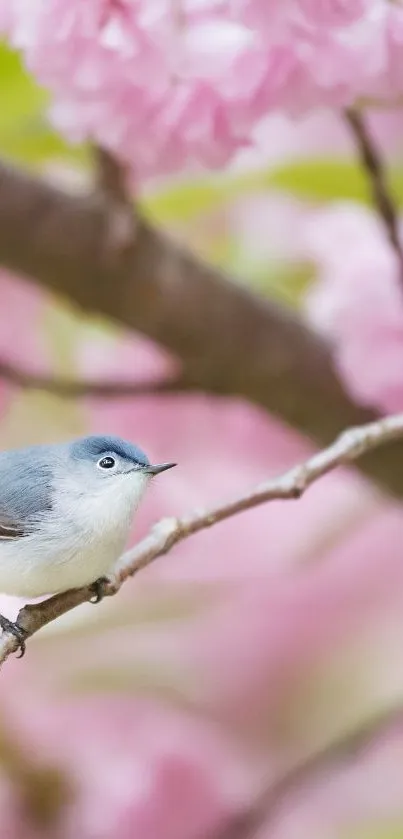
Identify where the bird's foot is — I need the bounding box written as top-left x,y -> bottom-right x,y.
0,615 -> 29,658
88,576 -> 110,604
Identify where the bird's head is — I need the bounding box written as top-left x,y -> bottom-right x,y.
67,435 -> 176,506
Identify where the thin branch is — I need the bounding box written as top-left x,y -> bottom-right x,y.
1,412 -> 402,667
0,359 -> 185,399
345,107 -> 403,284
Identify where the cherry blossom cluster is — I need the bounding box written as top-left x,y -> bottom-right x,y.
1,0 -> 403,177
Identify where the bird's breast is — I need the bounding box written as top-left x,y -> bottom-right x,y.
55,473 -> 146,541
0,477 -> 146,598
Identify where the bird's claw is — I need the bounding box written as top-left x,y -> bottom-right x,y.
0,615 -> 29,658
89,576 -> 110,604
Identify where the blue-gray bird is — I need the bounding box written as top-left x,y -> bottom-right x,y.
0,435 -> 176,653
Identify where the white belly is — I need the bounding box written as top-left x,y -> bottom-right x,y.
0,524 -> 127,597
0,472 -> 147,598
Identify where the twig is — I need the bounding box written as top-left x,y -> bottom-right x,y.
0,412 -> 402,667
0,359 -> 185,399
345,107 -> 403,284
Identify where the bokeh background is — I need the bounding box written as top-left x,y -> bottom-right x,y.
1,4 -> 403,837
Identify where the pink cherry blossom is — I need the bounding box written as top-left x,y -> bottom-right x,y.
0,692 -> 256,839
1,0 -> 403,177
297,0 -> 372,28
0,271 -> 48,370
0,271 -> 50,419
303,203 -> 403,413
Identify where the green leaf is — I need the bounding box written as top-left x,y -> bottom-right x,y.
0,43 -> 47,122
141,159 -> 403,226
0,41 -> 86,165
268,159 -> 403,205
142,179 -> 225,223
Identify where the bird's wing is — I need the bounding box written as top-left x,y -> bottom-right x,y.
0,515 -> 26,539
0,445 -> 54,540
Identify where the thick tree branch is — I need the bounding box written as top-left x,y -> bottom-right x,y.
3,160 -> 403,497
345,107 -> 403,283
1,412 -> 402,667
0,359 -> 185,398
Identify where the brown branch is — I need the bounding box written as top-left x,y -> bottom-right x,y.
3,159 -> 403,498
92,145 -> 137,261
345,107 -> 403,283
0,359 -> 185,398
94,146 -> 130,199
1,412 -> 402,667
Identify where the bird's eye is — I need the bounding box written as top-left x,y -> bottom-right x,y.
97,456 -> 116,470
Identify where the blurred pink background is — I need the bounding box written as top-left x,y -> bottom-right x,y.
0,4 -> 403,837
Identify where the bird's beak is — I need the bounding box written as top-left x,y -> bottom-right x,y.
144,462 -> 177,476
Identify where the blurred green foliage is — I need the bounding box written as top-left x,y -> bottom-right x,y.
0,41 -> 86,165
142,161 -> 403,225
269,159 -> 403,206
229,260 -> 314,307
346,826 -> 403,839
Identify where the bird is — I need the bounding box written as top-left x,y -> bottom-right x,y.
0,435 -> 176,654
